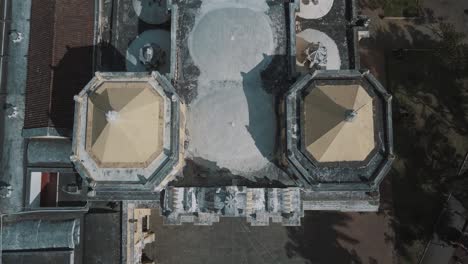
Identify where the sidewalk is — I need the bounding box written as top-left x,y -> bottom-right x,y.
0,0 -> 31,214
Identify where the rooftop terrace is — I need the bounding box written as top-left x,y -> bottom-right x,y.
172,0 -> 296,187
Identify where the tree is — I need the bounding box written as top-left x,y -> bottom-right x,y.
434,23 -> 468,76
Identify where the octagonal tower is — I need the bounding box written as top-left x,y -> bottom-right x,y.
71,72 -> 183,197
285,70 -> 394,192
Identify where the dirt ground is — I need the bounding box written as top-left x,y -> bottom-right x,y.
144,206 -> 395,264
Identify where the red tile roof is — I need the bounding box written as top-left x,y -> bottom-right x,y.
24,0 -> 95,130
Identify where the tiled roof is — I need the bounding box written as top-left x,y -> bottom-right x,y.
24,0 -> 95,129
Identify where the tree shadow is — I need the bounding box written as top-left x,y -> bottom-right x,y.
450,170 -> 468,208
285,211 -> 362,264
358,0 -> 421,17
390,87 -> 461,258
436,211 -> 464,245
360,20 -> 468,261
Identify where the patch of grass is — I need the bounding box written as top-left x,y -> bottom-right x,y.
360,0 -> 421,16
384,0 -> 421,17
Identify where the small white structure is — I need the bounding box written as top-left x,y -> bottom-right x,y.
10,30 -> 23,43
0,184 -> 12,198
188,6 -> 274,80
296,28 -> 341,72
7,106 -> 18,119
126,30 -> 171,73
296,0 -> 334,19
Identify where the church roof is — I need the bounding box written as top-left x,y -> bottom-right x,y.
86,81 -> 164,168
304,84 -> 374,162
71,72 -> 182,195
285,70 -> 394,191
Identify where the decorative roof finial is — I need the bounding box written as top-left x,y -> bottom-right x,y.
344,109 -> 357,122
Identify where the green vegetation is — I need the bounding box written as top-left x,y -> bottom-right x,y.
363,0 -> 421,17
386,24 -> 468,262
434,23 -> 468,76
384,0 -> 420,17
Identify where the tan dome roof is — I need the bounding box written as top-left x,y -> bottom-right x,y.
304,84 -> 375,162
85,81 -> 164,167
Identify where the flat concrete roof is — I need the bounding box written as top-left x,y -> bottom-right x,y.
173,0 -> 295,187
2,251 -> 74,264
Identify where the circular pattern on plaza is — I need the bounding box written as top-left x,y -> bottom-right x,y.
132,0 -> 170,25
296,0 -> 334,19
126,29 -> 171,74
188,7 -> 274,80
